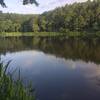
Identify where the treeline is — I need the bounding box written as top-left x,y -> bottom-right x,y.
0,0 -> 100,33
0,13 -> 37,32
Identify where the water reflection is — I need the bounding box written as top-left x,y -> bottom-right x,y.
0,37 -> 100,100
0,37 -> 100,63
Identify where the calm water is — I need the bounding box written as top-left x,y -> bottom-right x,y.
0,37 -> 100,100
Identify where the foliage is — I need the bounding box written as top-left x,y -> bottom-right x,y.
0,62 -> 35,100
0,0 -> 100,37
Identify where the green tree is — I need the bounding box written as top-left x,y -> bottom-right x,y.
38,16 -> 47,31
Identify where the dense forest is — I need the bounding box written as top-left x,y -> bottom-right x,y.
0,0 -> 100,34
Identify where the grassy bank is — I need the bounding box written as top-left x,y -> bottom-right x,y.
0,63 -> 35,100
0,32 -> 65,37
0,31 -> 100,38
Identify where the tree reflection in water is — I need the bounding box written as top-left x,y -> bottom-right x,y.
0,37 -> 100,64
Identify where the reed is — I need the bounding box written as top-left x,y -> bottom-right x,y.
0,62 -> 35,100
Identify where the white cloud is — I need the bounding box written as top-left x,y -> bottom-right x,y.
0,0 -> 89,14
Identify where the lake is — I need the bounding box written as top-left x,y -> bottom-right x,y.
0,37 -> 100,100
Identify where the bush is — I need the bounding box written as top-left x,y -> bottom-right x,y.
59,28 -> 69,33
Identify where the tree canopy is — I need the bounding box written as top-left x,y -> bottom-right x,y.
0,0 -> 100,36
0,0 -> 38,7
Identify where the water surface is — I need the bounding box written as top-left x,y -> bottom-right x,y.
0,37 -> 100,100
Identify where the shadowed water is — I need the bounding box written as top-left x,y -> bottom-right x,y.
0,37 -> 100,100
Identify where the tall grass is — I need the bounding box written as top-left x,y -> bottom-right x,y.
0,62 -> 35,100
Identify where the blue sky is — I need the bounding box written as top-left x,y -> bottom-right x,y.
0,0 -> 87,14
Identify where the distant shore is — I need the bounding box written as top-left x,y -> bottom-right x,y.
0,32 -> 100,38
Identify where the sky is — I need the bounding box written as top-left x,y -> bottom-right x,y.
0,0 -> 88,14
